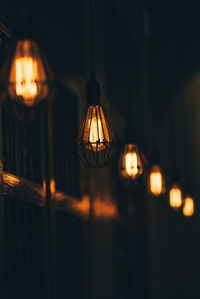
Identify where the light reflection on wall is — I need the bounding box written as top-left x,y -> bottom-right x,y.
93,197 -> 117,219
55,193 -> 117,219
42,179 -> 56,196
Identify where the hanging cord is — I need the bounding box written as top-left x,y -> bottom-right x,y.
123,0 -> 136,143
181,99 -> 191,191
89,0 -> 96,81
123,0 -> 131,129
169,102 -> 178,181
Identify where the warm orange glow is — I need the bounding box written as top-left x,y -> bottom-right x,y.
183,196 -> 194,217
150,172 -> 162,194
169,184 -> 182,209
43,179 -> 56,195
125,152 -> 138,176
8,40 -> 48,106
54,192 -> 117,219
83,105 -> 110,151
16,57 -> 37,100
93,197 -> 117,219
74,195 -> 90,215
148,165 -> 165,196
3,173 -> 20,187
119,144 -> 143,180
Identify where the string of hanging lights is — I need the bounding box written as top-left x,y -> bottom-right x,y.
118,0 -> 145,185
0,1 -> 196,217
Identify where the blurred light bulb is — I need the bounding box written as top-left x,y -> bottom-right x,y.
147,165 -> 165,196
169,184 -> 182,209
183,196 -> 194,217
83,105 -> 110,151
8,40 -> 49,106
125,152 -> 138,176
119,143 -> 143,183
15,57 -> 37,100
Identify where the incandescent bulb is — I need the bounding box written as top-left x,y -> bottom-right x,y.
125,152 -> 138,176
119,143 -> 143,183
183,195 -> 194,217
147,165 -> 165,196
169,184 -> 182,209
82,105 -> 110,151
7,40 -> 49,106
76,79 -> 117,168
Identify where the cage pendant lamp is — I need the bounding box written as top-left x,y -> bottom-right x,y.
118,0 -> 145,185
147,148 -> 166,196
76,0 -> 117,168
0,9 -> 53,108
119,125 -> 145,186
77,75 -> 117,167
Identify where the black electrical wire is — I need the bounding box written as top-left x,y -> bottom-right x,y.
123,0 -> 132,130
89,0 -> 96,81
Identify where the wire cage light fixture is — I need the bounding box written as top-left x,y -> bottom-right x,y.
0,8 -> 54,111
76,74 -> 117,167
146,146 -> 166,197
76,0 -> 117,167
118,125 -> 146,186
118,0 -> 146,185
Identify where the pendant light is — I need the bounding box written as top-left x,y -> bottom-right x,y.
182,194 -> 194,217
76,0 -> 117,167
118,0 -> 145,185
119,125 -> 145,185
169,182 -> 182,209
0,8 -> 53,108
168,93 -> 183,209
181,99 -> 194,217
146,103 -> 166,196
147,148 -> 166,196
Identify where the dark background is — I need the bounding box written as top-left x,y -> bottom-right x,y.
0,0 -> 200,299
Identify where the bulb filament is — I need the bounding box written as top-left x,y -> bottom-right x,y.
125,152 -> 138,176
15,57 -> 38,104
89,119 -> 104,148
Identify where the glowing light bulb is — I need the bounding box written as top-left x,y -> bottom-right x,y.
15,57 -> 37,101
183,196 -> 194,217
7,40 -> 49,106
169,184 -> 182,209
83,105 -> 110,151
119,144 -> 143,182
147,165 -> 165,196
125,152 -> 138,176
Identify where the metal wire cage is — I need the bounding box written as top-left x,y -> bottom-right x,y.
76,104 -> 117,168
0,39 -> 54,108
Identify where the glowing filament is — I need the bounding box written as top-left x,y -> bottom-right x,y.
83,105 -> 110,151
169,186 -> 182,208
125,152 -> 138,176
183,197 -> 194,217
16,57 -> 38,102
89,119 -> 104,148
150,172 -> 162,195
